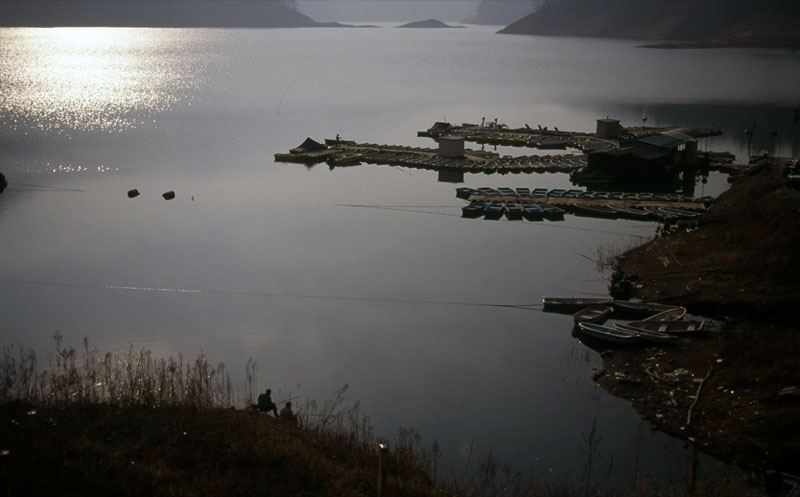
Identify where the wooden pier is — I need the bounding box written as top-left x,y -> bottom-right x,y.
418,121 -> 723,153
274,139 -> 588,174
418,121 -> 616,152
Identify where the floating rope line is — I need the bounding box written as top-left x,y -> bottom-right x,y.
0,279 -> 544,311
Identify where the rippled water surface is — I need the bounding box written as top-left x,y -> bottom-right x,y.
1,25 -> 798,486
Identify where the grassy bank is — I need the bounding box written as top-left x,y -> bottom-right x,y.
618,160 -> 800,316
0,404 -> 436,497
0,336 -> 773,496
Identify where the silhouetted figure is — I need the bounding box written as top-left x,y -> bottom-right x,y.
280,402 -> 296,425
254,388 -> 278,416
335,133 -> 340,141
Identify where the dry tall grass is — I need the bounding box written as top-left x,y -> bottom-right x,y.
0,335 -> 768,497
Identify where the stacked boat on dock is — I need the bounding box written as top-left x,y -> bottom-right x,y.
457,186 -> 707,222
542,297 -> 704,345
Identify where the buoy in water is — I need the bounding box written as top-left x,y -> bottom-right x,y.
162,191 -> 175,200
127,189 -> 140,198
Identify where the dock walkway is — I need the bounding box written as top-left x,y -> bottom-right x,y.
275,139 -> 588,174
418,121 -> 723,153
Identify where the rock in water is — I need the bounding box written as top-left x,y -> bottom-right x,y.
127,189 -> 140,198
162,191 -> 175,200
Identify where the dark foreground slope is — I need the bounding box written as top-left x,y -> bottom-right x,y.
0,404 -> 437,497
499,1 -> 800,48
0,0 -> 318,27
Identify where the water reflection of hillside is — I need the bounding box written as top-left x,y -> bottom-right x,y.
604,103 -> 799,160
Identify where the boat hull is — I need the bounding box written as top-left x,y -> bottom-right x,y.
579,322 -> 641,344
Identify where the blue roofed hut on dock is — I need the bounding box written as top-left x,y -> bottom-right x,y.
575,123 -> 701,185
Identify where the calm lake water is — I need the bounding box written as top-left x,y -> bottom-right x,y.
1,24 -> 798,487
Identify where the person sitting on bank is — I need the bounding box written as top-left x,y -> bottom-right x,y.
253,388 -> 278,416
280,402 -> 296,425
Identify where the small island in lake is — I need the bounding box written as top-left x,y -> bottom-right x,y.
397,19 -> 463,29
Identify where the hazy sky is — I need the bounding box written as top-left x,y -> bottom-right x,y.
296,0 -> 481,22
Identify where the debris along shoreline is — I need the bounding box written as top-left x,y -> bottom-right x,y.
590,158 -> 800,478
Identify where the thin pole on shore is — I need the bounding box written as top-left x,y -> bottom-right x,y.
377,443 -> 389,497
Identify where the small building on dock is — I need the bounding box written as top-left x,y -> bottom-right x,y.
596,118 -> 622,139
438,136 -> 465,158
578,130 -> 707,185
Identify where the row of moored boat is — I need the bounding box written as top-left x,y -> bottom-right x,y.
457,186 -> 709,203
543,297 -> 705,345
458,187 -> 706,222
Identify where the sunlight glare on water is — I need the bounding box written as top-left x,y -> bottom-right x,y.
0,28 -> 207,133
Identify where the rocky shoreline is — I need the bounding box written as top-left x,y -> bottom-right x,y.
599,159 -> 800,478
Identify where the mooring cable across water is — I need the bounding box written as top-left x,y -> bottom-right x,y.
0,279 -> 545,311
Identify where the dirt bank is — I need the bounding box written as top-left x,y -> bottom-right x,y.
619,161 -> 800,316
603,160 -> 800,477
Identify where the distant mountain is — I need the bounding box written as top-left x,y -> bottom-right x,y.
0,0 -> 328,27
397,19 -> 461,29
461,0 -> 538,25
498,0 -> 800,48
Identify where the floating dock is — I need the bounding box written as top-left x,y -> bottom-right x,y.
418,121 -> 723,153
418,121 -> 617,152
457,187 -> 709,223
274,139 -> 588,174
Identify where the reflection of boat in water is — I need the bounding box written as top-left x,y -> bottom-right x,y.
484,201 -> 505,219
461,200 -> 486,218
543,297 -> 613,313
541,204 -> 565,220
571,204 -> 617,219
609,204 -> 652,220
522,203 -> 544,221
578,322 -> 641,344
504,202 -> 523,219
